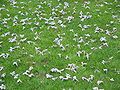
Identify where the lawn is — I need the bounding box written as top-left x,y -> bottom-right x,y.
0,0 -> 120,90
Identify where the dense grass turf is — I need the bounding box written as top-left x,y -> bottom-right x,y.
0,0 -> 120,90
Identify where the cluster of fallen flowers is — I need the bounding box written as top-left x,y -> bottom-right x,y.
46,63 -> 79,81
0,66 -> 6,90
46,65 -> 113,90
0,0 -> 120,90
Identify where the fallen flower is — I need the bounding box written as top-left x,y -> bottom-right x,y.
81,62 -> 87,67
0,67 -> 4,71
17,79 -> 22,83
110,78 -> 114,82
97,80 -> 103,85
72,76 -> 79,81
89,75 -> 94,81
100,37 -> 107,42
50,68 -> 64,73
66,63 -> 79,73
0,84 -> 6,90
13,61 -> 18,67
51,77 -> 58,81
28,73 -> 34,78
93,87 -> 99,90
65,73 -> 71,79
46,74 -> 53,79
1,73 -> 6,78
112,35 -> 118,39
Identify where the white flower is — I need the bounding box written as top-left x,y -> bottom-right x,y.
28,73 -> 34,78
85,53 -> 90,60
0,67 -> 4,71
93,87 -> 99,90
101,42 -> 108,47
82,77 -> 87,81
19,34 -> 24,38
70,29 -> 74,32
83,25 -> 90,29
64,2 -> 69,7
97,80 -> 103,85
77,51 -> 82,57
23,71 -> 29,76
60,44 -> 66,51
0,53 -> 9,59
81,62 -> 87,67
94,69 -> 100,73
20,38 -> 27,42
29,66 -> 33,71
59,10 -> 66,15
10,71 -> 16,76
14,74 -> 19,79
101,60 -> 106,64
59,75 -> 69,81
1,73 -> 6,78
66,63 -> 79,73
49,21 -> 55,25
13,61 -> 18,67
53,37 -> 62,45
9,46 -> 19,52
0,84 -> 6,90
67,16 -> 74,22
112,35 -> 118,39
60,24 -> 66,28
65,55 -> 70,60
50,68 -> 64,73
99,89 -> 104,90
74,33 -> 78,37
82,75 -> 94,82
77,44 -> 81,49
85,34 -> 91,37
105,30 -> 110,35
51,77 -> 58,81
58,53 -> 62,58
110,78 -> 114,82
9,36 -> 17,42
103,68 -> 108,73
73,76 -> 79,81
59,76 -> 64,79
51,68 -> 59,73
110,21 -> 114,24
89,75 -> 94,81
58,20 -> 62,24
65,73 -> 71,79
61,77 -> 69,81
79,37 -> 84,43
109,56 -> 113,60
95,27 -> 100,33
17,79 -> 22,83
46,74 -> 53,79
100,37 -> 107,42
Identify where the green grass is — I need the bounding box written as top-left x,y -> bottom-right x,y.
0,0 -> 120,90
